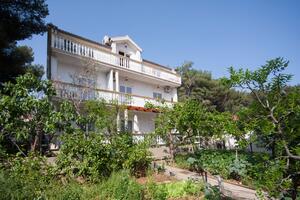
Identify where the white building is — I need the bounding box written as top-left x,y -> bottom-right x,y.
46,25 -> 181,140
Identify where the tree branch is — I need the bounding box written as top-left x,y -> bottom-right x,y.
283,144 -> 300,160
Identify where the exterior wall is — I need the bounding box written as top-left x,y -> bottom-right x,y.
120,110 -> 157,133
47,26 -> 182,143
114,42 -> 141,62
55,60 -> 108,90
119,76 -> 176,102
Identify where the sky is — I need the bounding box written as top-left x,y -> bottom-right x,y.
19,0 -> 300,85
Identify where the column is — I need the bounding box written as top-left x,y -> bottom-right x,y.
107,69 -> 114,90
124,109 -> 128,131
115,70 -> 119,92
51,57 -> 58,80
133,113 -> 139,133
116,111 -> 120,132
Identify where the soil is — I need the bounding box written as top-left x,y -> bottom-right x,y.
136,172 -> 177,185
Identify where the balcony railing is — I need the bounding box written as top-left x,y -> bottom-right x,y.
53,81 -> 173,108
51,32 -> 181,85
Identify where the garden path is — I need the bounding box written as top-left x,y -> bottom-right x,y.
164,165 -> 258,200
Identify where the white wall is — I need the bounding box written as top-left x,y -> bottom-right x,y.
114,42 -> 141,62
119,76 -> 176,102
56,60 -> 107,90
121,111 -> 156,133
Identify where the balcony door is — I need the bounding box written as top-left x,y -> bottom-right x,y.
119,85 -> 132,105
119,51 -> 130,68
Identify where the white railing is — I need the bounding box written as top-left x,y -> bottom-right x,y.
51,33 -> 181,85
53,81 -> 173,108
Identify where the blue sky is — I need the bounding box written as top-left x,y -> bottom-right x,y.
19,0 -> 300,85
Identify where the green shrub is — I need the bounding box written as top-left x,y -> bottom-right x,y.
97,170 -> 143,200
123,141 -> 152,177
0,154 -> 53,200
164,180 -> 204,198
144,181 -> 168,200
228,158 -> 249,181
56,131 -> 152,181
175,149 -> 271,187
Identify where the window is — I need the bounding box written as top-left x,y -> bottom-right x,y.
121,120 -> 133,133
153,92 -> 162,100
120,85 -> 132,94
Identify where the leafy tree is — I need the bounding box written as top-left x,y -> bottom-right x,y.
224,57 -> 300,199
0,73 -> 75,155
155,99 -> 238,160
0,0 -> 49,84
176,61 -> 251,113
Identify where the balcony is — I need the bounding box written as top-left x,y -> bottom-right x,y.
53,81 -> 173,108
50,31 -> 181,85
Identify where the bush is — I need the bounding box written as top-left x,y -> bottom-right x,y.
123,141 -> 152,177
0,154 -> 54,200
144,181 -> 168,200
97,170 -> 143,200
56,131 -> 152,181
175,149 -> 271,186
228,158 -> 249,181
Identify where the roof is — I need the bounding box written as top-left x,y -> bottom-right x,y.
48,24 -> 111,50
143,59 -> 175,72
110,35 -> 143,52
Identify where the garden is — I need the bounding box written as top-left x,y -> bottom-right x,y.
1,1 -> 300,199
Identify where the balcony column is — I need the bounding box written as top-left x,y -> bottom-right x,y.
115,70 -> 119,92
51,57 -> 58,80
124,109 -> 128,131
116,111 -> 120,132
133,113 -> 139,133
107,69 -> 114,91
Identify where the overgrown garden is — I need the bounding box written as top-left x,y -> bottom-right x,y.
0,0 -> 299,199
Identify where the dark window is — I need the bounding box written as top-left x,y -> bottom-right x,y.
153,92 -> 162,99
121,120 -> 133,133
120,85 -> 132,94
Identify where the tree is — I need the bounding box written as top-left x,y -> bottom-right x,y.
224,57 -> 300,199
0,73 -> 75,155
155,99 -> 238,160
0,0 -> 48,84
176,61 -> 251,113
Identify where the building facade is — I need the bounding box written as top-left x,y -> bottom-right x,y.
47,25 -> 181,140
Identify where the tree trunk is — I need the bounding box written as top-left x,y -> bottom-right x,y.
291,176 -> 299,200
168,132 -> 175,161
31,134 -> 39,152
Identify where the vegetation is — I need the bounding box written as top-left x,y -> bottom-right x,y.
223,57 -> 300,199
0,1 -> 299,199
175,150 -> 271,186
176,61 -> 251,113
0,0 -> 48,84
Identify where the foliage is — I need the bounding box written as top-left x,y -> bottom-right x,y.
155,99 -> 240,160
56,131 -> 152,181
124,141 -> 152,177
204,184 -> 222,200
144,180 -> 204,200
144,181 -> 168,200
0,0 -> 49,84
0,73 -> 75,154
175,150 -> 271,184
223,57 -> 300,198
176,61 -> 251,112
97,170 -> 143,200
0,154 -> 53,200
228,158 -> 249,181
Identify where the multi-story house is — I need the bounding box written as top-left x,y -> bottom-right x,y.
47,25 -> 181,141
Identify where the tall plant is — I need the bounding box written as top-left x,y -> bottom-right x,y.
223,57 -> 300,199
